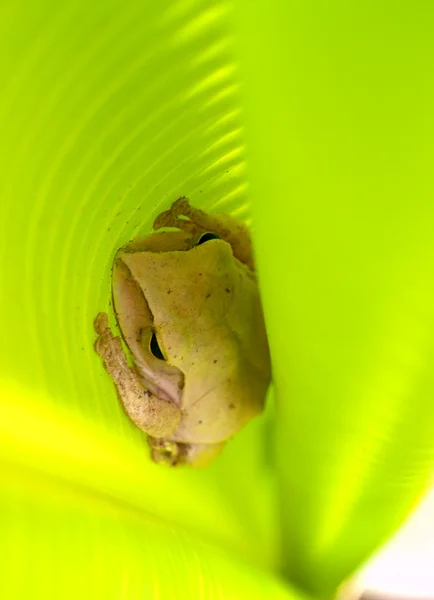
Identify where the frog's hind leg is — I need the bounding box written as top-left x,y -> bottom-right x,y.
153,197 -> 205,235
154,197 -> 254,270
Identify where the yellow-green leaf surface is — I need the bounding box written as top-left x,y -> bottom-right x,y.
2,0 -> 434,598
1,383 -> 293,599
236,0 -> 434,596
0,1 -> 291,598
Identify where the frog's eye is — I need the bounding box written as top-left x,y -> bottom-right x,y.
195,232 -> 220,245
150,332 -> 165,361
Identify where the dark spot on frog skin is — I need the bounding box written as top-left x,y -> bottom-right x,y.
228,403 -> 236,410
205,292 -> 212,299
225,288 -> 231,293
213,359 -> 218,364
167,289 -> 172,294
198,420 -> 203,425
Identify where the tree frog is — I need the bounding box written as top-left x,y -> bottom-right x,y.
93,197 -> 270,467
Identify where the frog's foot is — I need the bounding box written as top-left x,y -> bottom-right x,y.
147,437 -> 181,466
154,197 -> 226,236
153,197 -> 254,270
153,197 -> 205,235
148,437 -> 225,468
93,313 -> 181,438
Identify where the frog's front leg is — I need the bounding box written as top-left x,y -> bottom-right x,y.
154,197 -> 255,270
148,436 -> 225,467
93,313 -> 181,438
147,437 -> 181,466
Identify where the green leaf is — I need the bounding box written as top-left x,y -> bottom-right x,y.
2,0 -> 434,598
0,1 -> 293,598
0,383 -> 296,599
236,0 -> 434,595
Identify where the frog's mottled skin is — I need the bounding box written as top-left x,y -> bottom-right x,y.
94,197 -> 270,467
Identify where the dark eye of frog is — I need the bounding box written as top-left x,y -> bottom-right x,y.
195,232 -> 220,245
150,332 -> 165,361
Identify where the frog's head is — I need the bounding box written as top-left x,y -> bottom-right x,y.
112,233 -> 270,445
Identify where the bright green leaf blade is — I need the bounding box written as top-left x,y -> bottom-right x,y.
0,0 -> 281,596
236,0 -> 434,595
0,382 -> 278,569
0,384 -> 293,600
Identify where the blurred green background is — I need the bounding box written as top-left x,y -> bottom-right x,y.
2,0 -> 434,598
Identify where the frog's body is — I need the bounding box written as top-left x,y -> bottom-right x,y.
94,198 -> 270,467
